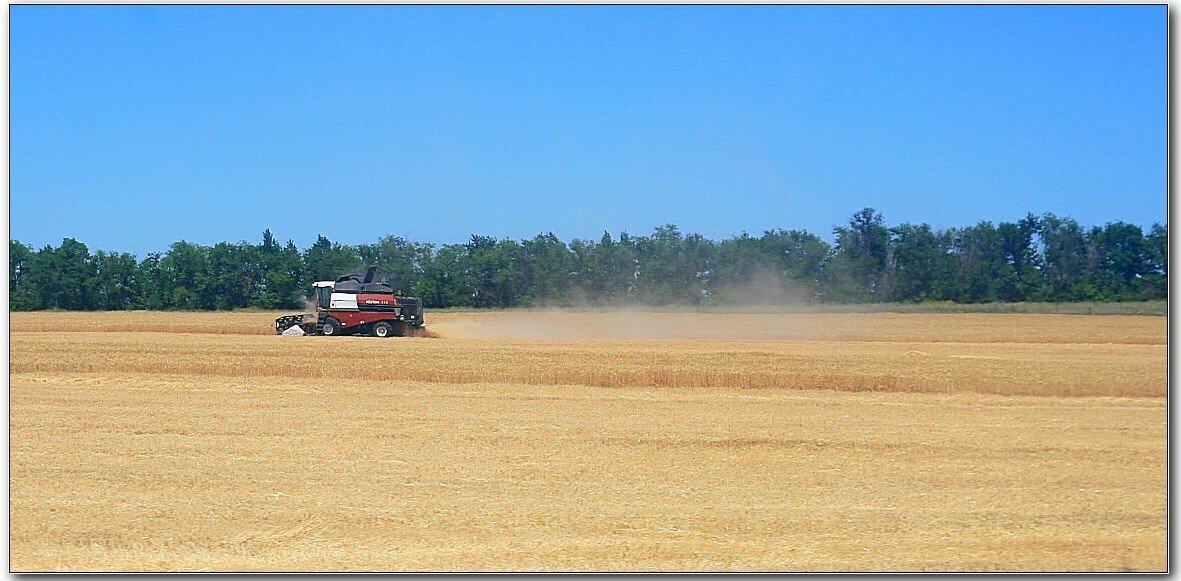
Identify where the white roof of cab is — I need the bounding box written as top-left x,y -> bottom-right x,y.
312,281 -> 335,288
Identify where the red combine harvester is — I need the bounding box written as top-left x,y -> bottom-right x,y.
274,265 -> 425,337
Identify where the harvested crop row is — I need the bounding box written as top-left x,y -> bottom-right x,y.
10,331 -> 1166,398
10,311 -> 1167,345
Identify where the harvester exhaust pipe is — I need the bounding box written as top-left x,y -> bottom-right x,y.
362,265 -> 378,284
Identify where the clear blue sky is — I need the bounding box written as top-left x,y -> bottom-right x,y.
11,5 -> 1166,256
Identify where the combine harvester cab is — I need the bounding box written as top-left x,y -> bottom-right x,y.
275,265 -> 425,337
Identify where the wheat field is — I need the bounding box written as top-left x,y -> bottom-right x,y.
9,310 -> 1167,572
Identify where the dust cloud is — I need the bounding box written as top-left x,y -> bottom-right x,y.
425,268 -> 829,341
424,309 -> 823,341
707,267 -> 815,306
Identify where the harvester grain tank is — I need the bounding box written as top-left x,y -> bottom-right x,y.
274,265 -> 425,337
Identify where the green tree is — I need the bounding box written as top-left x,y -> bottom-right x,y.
1036,214 -> 1088,300
889,223 -> 956,302
28,238 -> 96,310
951,222 -> 1011,303
709,233 -> 771,304
570,232 -> 637,304
356,235 -> 431,295
417,243 -> 474,308
520,233 -> 575,305
630,225 -> 716,305
708,230 -> 827,305
159,241 -> 211,310
1141,223 -> 1167,299
10,240 -> 40,311
207,242 -> 263,310
824,208 -> 890,302
91,250 -> 140,310
136,252 -> 167,310
760,229 -> 830,298
995,215 -> 1043,302
8,213 -> 1166,312
256,237 -> 305,309
302,235 -> 361,293
1085,222 -> 1150,300
464,236 -> 527,308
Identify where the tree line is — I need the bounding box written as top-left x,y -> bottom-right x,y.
9,208 -> 1167,311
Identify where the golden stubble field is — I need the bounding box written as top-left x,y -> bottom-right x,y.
9,310 -> 1168,572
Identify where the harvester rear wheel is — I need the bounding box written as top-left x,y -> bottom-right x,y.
372,321 -> 394,338
321,317 -> 341,336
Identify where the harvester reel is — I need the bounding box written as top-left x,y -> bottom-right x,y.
274,313 -> 312,335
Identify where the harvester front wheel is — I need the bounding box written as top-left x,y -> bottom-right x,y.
372,321 -> 394,338
321,317 -> 342,336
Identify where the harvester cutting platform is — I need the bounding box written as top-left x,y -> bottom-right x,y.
274,265 -> 425,337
